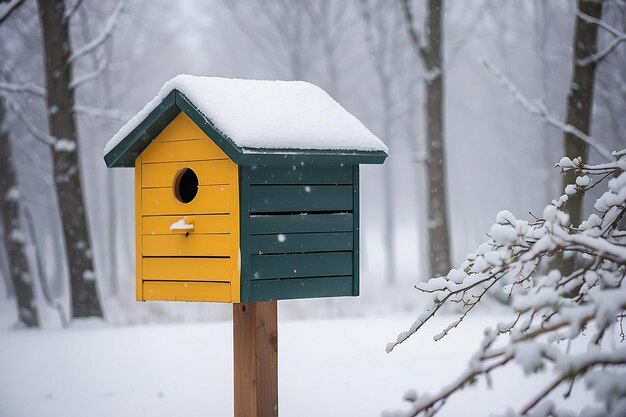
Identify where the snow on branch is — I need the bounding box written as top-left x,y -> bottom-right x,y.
75,105 -> 132,122
63,0 -> 84,22
1,93 -> 55,146
387,151 -> 626,417
0,81 -> 46,98
482,58 -> 612,161
68,0 -> 127,64
70,52 -> 108,89
576,10 -> 626,66
0,0 -> 25,25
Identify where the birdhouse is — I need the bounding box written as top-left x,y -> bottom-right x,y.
104,75 -> 387,303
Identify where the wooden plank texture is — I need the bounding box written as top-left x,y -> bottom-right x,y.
143,281 -> 231,302
250,252 -> 352,280
248,276 -> 353,302
135,156 -> 143,301
248,185 -> 352,213
247,165 -> 353,185
142,139 -> 227,164
142,234 -> 231,257
249,232 -> 352,255
248,213 -> 353,235
142,257 -> 230,281
153,112 -> 206,142
142,214 -> 230,235
233,301 -> 278,417
141,159 -> 230,188
142,185 -> 231,215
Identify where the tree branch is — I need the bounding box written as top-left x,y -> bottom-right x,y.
0,81 -> 46,98
400,0 -> 428,62
0,93 -> 55,146
576,10 -> 626,66
63,0 -> 84,23
68,0 -> 127,64
482,58 -> 613,161
0,0 -> 25,25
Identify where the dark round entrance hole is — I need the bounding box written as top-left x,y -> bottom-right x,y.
174,168 -> 199,203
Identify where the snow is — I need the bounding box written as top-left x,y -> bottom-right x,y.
0,315 -> 594,417
169,218 -> 194,232
104,75 -> 387,155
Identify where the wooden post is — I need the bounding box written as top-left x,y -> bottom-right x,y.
234,301 -> 278,417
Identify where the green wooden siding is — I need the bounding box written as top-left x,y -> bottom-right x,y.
247,276 -> 354,302
248,213 -> 353,235
239,164 -> 360,302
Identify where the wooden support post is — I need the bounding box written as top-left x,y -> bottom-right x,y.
234,301 -> 278,417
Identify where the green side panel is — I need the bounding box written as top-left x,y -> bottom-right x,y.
352,165 -> 360,296
248,165 -> 353,185
249,185 -> 353,213
249,232 -> 353,255
250,252 -> 352,280
248,276 -> 354,302
239,165 -> 252,302
239,151 -> 387,166
104,91 -> 179,167
248,213 -> 353,235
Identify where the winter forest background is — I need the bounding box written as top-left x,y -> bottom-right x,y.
1,1 -> 625,416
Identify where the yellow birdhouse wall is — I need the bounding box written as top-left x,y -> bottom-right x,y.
134,113 -> 240,302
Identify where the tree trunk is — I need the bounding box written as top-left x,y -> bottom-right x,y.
562,0 -> 603,227
424,0 -> 451,278
37,0 -> 103,318
0,98 -> 39,327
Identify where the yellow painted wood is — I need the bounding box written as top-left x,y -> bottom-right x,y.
142,214 -> 230,235
142,234 -> 231,257
143,257 -> 231,281
143,281 -> 231,302
154,112 -> 206,142
142,139 -> 227,164
141,185 -> 231,216
230,162 -> 241,302
135,156 -> 143,301
142,159 -> 230,188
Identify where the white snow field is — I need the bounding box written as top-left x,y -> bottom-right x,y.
0,314 -> 593,417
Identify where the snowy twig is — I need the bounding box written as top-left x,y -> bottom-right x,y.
0,0 -> 25,25
576,10 -> 626,66
482,58 -> 612,161
0,93 -> 55,146
75,105 -> 132,122
0,81 -> 46,98
63,0 -> 84,22
68,0 -> 128,64
70,52 -> 108,89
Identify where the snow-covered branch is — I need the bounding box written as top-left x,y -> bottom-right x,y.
0,94 -> 55,146
70,53 -> 108,89
482,58 -> 612,161
75,105 -> 132,122
0,0 -> 25,25
388,151 -> 626,417
576,10 -> 626,66
0,81 -> 46,98
68,0 -> 127,64
63,0 -> 84,22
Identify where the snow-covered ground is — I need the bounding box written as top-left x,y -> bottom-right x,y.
0,311 -> 593,417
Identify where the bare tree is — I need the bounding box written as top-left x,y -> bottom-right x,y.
562,0 -> 605,227
401,0 -> 451,278
0,97 -> 39,327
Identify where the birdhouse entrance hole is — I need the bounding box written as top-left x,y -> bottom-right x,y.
174,168 -> 199,203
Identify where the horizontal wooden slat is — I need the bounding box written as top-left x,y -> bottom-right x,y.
142,234 -> 231,256
143,214 -> 230,235
247,276 -> 353,302
142,139 -> 228,163
153,112 -> 206,142
142,185 -> 231,215
247,165 -> 353,185
142,160 -> 230,188
142,257 -> 231,281
249,232 -> 353,255
248,213 -> 353,235
250,252 -> 352,280
143,281 -> 231,302
248,185 -> 353,213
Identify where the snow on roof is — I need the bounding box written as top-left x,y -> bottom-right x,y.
104,75 -> 387,155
